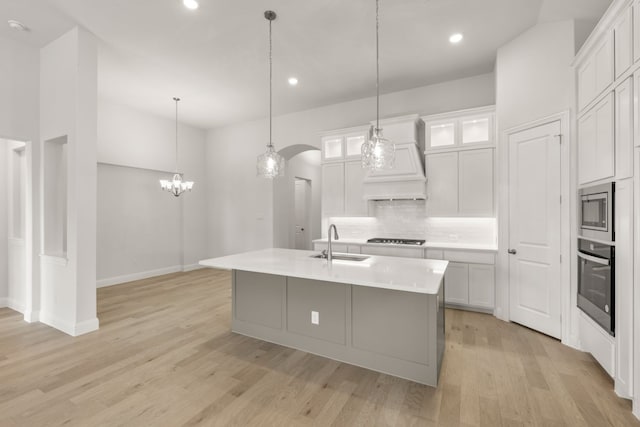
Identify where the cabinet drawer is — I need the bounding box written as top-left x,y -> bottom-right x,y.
425,249 -> 444,260
361,246 -> 424,258
443,250 -> 495,265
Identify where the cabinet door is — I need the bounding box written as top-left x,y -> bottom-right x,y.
321,163 -> 344,214
635,70 -> 640,148
468,264 -> 495,309
578,35 -> 614,111
321,136 -> 344,162
614,8 -> 633,79
578,93 -> 615,185
595,93 -> 615,181
344,161 -> 368,215
426,152 -> 458,215
635,3 -> 640,63
426,120 -> 456,149
595,33 -> 614,98
444,262 -> 469,305
578,108 -> 596,184
458,149 -> 494,216
616,77 -> 633,180
345,133 -> 367,160
461,114 -> 493,146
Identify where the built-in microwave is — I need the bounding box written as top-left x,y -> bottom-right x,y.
579,182 -> 614,243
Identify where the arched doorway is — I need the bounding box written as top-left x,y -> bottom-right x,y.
273,145 -> 321,250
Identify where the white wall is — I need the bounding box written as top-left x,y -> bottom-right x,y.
96,98 -> 208,284
39,27 -> 98,336
273,150 -> 322,249
0,143 -> 7,305
206,73 -> 496,257
97,164 -> 182,284
496,20 -> 575,131
494,20 -> 577,340
0,36 -> 40,321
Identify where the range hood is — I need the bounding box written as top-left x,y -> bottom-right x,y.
362,115 -> 426,200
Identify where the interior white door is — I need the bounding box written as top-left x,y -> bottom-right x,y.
508,120 -> 562,339
294,179 -> 310,250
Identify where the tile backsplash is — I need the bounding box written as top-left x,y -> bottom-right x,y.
324,200 -> 496,245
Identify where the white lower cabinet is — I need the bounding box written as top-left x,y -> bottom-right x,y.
428,250 -> 495,311
444,262 -> 469,305
468,264 -> 495,309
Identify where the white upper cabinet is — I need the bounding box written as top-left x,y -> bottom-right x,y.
321,163 -> 344,215
426,152 -> 458,215
616,77 -> 633,180
321,136 -> 344,162
577,31 -> 614,111
344,161 -> 368,216
634,2 -> 640,63
426,148 -> 494,217
578,92 -> 615,185
423,107 -> 494,151
458,149 -> 494,216
614,7 -> 633,79
320,126 -> 369,162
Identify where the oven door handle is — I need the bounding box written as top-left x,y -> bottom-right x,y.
578,251 -> 610,266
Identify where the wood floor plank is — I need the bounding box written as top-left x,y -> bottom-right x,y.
0,270 -> 637,426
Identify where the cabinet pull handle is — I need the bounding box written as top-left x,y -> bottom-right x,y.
507,249 -> 517,255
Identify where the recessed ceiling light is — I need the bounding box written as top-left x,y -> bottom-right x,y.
183,0 -> 199,10
7,20 -> 28,32
449,33 -> 463,44
288,77 -> 298,86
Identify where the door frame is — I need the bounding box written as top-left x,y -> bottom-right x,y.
294,177 -> 312,250
496,111 -> 576,348
0,137 -> 35,323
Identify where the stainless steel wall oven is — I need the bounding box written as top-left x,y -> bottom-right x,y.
577,238 -> 614,336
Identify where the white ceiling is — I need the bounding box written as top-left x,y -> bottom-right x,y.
1,0 -> 612,129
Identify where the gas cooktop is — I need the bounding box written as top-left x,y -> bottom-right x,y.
366,238 -> 426,246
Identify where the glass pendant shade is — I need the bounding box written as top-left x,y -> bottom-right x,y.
362,128 -> 395,170
257,144 -> 285,178
160,173 -> 194,197
256,10 -> 286,179
362,0 -> 395,171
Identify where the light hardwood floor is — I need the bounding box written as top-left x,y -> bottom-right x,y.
0,268 -> 637,426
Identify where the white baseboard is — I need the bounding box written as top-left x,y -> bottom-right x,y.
97,265 -> 183,288
40,312 -> 99,336
6,298 -> 25,314
182,264 -> 203,272
23,310 -> 39,323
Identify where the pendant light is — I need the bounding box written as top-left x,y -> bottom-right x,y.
256,10 -> 285,178
361,0 -> 395,170
160,97 -> 194,197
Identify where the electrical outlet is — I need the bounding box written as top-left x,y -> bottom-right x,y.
311,311 -> 319,325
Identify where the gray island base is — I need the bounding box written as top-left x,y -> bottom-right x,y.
231,270 -> 444,386
200,248 -> 447,386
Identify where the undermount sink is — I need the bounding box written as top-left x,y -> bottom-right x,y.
310,253 -> 370,262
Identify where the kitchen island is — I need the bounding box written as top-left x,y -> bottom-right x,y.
199,248 -> 448,386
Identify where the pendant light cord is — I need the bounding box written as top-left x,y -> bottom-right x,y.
376,0 -> 380,131
269,17 -> 273,148
174,97 -> 180,173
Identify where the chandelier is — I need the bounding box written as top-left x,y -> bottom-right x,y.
160,97 -> 194,196
361,0 -> 395,170
256,10 -> 285,178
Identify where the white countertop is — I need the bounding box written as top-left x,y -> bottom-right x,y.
312,238 -> 498,252
199,248 -> 448,295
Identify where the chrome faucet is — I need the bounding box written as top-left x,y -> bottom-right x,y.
327,224 -> 340,263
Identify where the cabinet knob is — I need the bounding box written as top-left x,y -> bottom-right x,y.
507,249 -> 517,255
